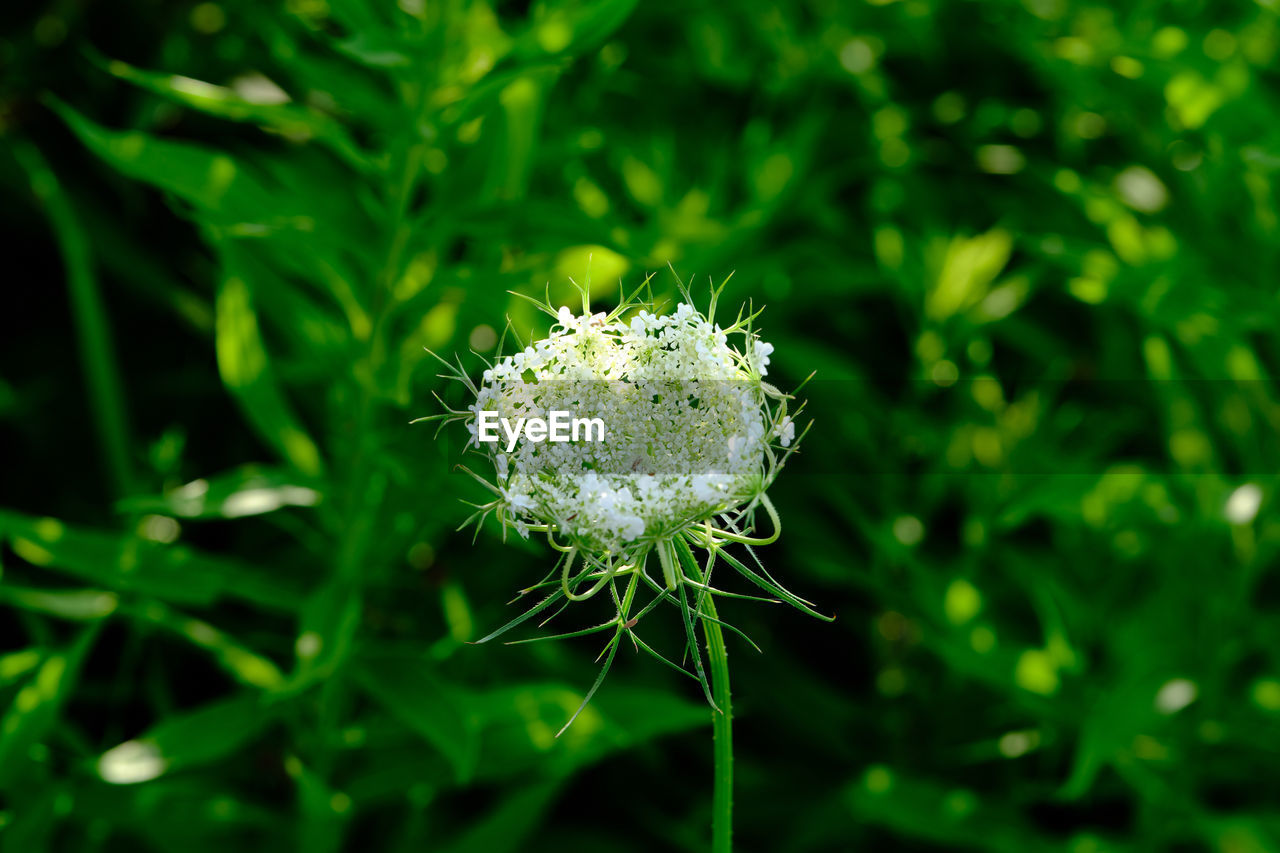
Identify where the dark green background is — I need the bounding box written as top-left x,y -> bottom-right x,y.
4,0 -> 1280,850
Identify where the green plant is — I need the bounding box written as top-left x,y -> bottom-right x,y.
8,0 -> 1280,849
425,276 -> 830,851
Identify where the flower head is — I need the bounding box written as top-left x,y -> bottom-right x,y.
421,274 -> 825,731
471,294 -> 785,554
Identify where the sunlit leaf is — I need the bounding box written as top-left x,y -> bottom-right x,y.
97,693 -> 273,785
215,265 -> 326,477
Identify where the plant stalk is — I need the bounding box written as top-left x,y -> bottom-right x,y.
703,595 -> 733,853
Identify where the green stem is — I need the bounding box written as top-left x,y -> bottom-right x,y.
704,594 -> 733,853
676,537 -> 734,850
16,141 -> 134,497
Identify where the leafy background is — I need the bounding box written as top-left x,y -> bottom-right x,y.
4,0 -> 1280,850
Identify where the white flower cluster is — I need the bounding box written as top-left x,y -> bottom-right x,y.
468,302 -> 791,553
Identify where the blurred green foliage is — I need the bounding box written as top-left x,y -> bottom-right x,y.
4,0 -> 1280,850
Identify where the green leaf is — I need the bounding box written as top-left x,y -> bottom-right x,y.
514,0 -> 639,59
96,693 -> 273,785
127,601 -> 285,690
0,585 -> 119,621
14,139 -> 135,498
463,682 -> 709,782
925,229 -> 1014,322
353,654 -> 479,783
215,264 -> 326,477
0,785 -> 59,851
102,57 -> 368,170
336,32 -> 414,68
281,576 -> 363,692
439,780 -> 563,853
0,509 -> 304,612
0,649 -> 43,688
285,753 -> 350,853
0,627 -> 98,790
73,779 -> 283,852
116,465 -> 322,520
50,98 -> 280,218
842,767 -> 1054,853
